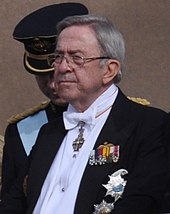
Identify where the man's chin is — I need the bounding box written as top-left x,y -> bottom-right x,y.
52,98 -> 68,106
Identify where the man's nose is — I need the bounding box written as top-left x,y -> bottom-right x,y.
54,58 -> 72,73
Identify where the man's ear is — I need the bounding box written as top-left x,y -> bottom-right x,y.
102,59 -> 120,85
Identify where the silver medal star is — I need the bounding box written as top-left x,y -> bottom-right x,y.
93,200 -> 114,214
103,169 -> 128,202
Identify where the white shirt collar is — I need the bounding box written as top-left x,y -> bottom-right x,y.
63,84 -> 118,130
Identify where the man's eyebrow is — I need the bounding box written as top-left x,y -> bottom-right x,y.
55,49 -> 84,55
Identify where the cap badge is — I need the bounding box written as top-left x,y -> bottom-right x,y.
30,38 -> 53,53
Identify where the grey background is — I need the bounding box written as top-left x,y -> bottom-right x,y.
0,0 -> 169,135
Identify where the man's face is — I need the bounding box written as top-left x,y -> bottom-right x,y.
35,72 -> 67,106
54,25 -> 112,111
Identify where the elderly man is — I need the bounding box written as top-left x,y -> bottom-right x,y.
0,14 -> 168,214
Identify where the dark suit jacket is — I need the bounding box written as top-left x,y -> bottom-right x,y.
0,90 -> 168,214
0,103 -> 67,198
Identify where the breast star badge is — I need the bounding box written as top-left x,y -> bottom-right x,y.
93,169 -> 128,214
103,169 -> 128,202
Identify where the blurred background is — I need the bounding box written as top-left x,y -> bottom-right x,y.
0,0 -> 170,136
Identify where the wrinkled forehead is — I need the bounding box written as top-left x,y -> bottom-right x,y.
56,25 -> 100,54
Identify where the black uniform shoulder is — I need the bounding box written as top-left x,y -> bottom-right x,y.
130,98 -> 168,124
123,91 -> 166,121
7,101 -> 50,124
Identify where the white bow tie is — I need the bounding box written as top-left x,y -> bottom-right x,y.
63,107 -> 96,130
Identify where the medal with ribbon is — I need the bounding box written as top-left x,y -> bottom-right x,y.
89,142 -> 120,165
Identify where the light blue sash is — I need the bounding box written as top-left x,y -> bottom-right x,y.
17,110 -> 48,155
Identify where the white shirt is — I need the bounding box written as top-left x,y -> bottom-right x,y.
33,84 -> 118,214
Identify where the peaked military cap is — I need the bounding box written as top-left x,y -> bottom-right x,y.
13,2 -> 88,74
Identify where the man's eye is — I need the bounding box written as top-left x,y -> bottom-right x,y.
55,54 -> 62,59
72,55 -> 81,59
73,55 -> 81,59
72,56 -> 83,64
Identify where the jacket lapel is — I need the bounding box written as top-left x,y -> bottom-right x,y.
74,90 -> 137,214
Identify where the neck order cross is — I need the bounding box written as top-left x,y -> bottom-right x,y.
72,121 -> 85,152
